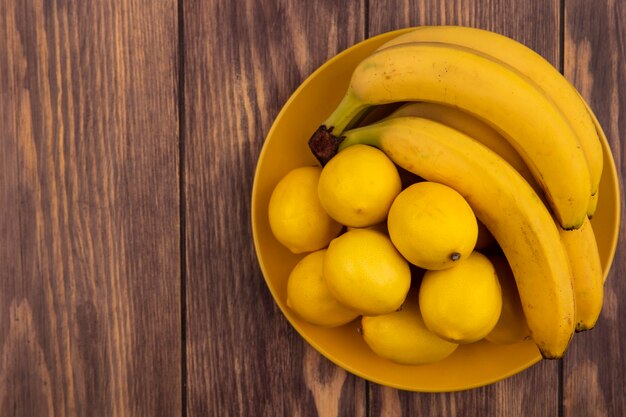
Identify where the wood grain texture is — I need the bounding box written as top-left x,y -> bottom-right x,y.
182,1 -> 366,416
369,360 -> 559,417
368,0 -> 561,66
0,1 -> 181,416
563,0 -> 626,415
366,1 -> 562,416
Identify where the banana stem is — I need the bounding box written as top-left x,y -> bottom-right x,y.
340,124 -> 383,150
322,90 -> 370,134
308,89 -> 370,166
308,122 -> 382,166
308,126 -> 344,166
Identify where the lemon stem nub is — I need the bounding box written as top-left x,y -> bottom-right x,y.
451,252 -> 461,261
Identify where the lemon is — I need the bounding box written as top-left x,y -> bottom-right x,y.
419,251 -> 502,343
387,182 -> 478,270
318,144 -> 401,228
286,250 -> 359,327
485,255 -> 530,344
268,166 -> 343,253
323,229 -> 411,315
361,292 -> 458,365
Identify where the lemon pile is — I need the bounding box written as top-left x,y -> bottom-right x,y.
268,144 -> 529,366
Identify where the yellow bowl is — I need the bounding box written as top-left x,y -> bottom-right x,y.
251,28 -> 621,392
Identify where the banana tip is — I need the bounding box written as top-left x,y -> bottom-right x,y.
540,352 -> 565,360
575,324 -> 595,333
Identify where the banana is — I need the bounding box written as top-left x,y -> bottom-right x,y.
309,116 -> 576,358
315,42 -> 590,229
559,217 -> 604,331
378,26 -> 603,204
386,102 -> 542,196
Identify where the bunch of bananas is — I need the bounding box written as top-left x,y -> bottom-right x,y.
307,26 -> 605,360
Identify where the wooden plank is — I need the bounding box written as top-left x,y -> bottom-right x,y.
182,0 -> 366,415
563,0 -> 626,415
369,361 -> 559,416
366,0 -> 561,414
0,1 -> 181,416
368,0 -> 561,66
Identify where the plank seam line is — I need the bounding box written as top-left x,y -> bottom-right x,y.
178,0 -> 188,415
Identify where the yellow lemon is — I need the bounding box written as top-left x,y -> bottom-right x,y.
286,250 -> 359,327
361,292 -> 458,365
485,255 -> 531,344
323,229 -> 411,315
318,144 -> 401,227
419,251 -> 502,343
268,166 -> 343,254
387,182 -> 478,270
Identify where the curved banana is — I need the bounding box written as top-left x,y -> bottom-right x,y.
378,26 -> 603,202
316,42 -> 590,229
559,217 -> 604,331
310,116 -> 576,358
386,102 -> 542,195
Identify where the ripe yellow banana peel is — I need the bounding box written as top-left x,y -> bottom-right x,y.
559,217 -> 604,332
378,25 -> 603,211
385,102 -> 542,196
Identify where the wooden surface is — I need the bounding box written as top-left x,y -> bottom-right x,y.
1,0 -> 624,416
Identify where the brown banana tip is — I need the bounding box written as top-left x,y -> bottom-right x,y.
308,125 -> 344,166
450,252 -> 461,261
540,352 -> 563,360
575,324 -> 594,333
